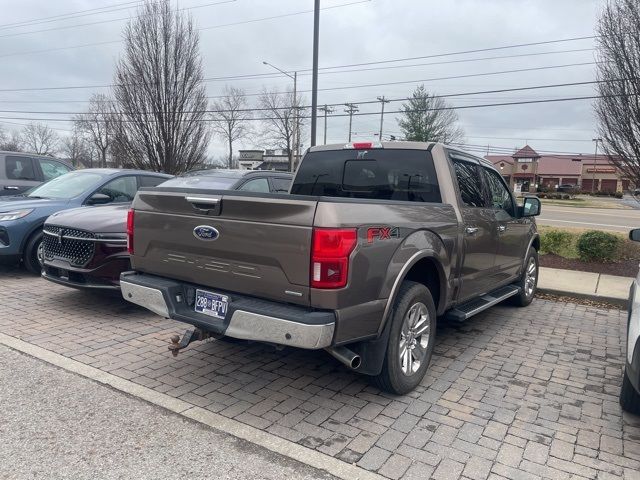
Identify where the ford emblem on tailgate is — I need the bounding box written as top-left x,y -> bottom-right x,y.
193,225 -> 219,241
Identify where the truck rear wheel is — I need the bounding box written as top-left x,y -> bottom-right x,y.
372,281 -> 436,395
620,368 -> 640,414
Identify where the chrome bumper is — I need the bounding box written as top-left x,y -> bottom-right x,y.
120,279 -> 335,350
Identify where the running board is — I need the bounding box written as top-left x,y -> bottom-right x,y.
445,285 -> 521,323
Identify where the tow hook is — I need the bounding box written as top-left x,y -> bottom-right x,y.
168,328 -> 210,357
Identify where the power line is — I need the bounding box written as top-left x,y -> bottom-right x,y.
0,92 -> 634,123
0,61 -> 595,94
0,78 -> 617,115
0,0 -> 238,39
0,1 -> 143,31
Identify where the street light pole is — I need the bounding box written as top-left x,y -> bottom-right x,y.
591,137 -> 602,194
310,0 -> 320,147
263,61 -> 298,171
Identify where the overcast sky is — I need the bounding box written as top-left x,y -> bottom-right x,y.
0,0 -> 605,160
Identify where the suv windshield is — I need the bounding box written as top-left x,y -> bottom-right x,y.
28,171 -> 104,199
291,149 -> 441,202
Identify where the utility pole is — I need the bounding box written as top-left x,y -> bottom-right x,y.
344,103 -> 358,142
377,96 -> 390,139
591,137 -> 602,193
318,104 -> 333,145
310,0 -> 320,147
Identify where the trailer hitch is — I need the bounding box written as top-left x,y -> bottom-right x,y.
168,328 -> 211,357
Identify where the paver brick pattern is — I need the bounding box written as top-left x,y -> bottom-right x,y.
1,265 -> 639,479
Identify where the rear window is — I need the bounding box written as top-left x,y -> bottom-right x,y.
157,176 -> 238,190
291,149 -> 441,202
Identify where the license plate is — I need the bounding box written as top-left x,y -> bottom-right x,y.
194,289 -> 229,319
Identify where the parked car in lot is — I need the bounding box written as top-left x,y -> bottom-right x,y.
0,169 -> 172,273
121,141 -> 541,394
0,151 -> 73,196
556,184 -> 578,193
621,228 -> 640,414
42,170 -> 292,290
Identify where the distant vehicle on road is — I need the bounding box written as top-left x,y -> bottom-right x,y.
0,151 -> 72,196
42,170 -> 293,290
622,228 -> 640,414
556,184 -> 578,193
0,169 -> 172,273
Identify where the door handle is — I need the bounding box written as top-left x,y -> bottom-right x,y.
4,186 -> 19,190
465,226 -> 479,235
498,225 -> 507,232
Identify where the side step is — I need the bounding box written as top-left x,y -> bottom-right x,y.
445,285 -> 521,323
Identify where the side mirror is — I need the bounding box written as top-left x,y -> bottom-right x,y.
87,193 -> 111,205
630,229 -> 640,242
521,197 -> 541,217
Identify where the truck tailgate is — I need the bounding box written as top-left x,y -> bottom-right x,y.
131,189 -> 317,306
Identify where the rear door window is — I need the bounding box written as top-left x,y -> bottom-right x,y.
6,156 -> 37,181
38,158 -> 71,181
452,160 -> 487,208
291,149 -> 441,202
270,177 -> 291,193
138,175 -> 168,188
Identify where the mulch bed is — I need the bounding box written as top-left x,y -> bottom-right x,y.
540,253 -> 638,278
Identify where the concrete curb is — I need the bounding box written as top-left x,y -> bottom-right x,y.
537,287 -> 628,309
0,332 -> 383,480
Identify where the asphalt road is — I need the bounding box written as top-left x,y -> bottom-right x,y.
538,204 -> 640,232
0,345 -> 336,480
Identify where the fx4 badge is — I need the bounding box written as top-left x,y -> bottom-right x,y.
367,226 -> 400,243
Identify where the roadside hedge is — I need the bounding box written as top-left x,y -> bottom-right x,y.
540,229 -> 574,256
575,230 -> 622,262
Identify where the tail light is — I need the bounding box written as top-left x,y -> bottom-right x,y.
126,209 -> 134,254
311,228 -> 357,289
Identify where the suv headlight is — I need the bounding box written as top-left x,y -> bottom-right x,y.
0,209 -> 34,221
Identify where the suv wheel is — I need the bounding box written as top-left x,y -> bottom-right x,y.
510,249 -> 538,307
620,368 -> 640,414
372,281 -> 436,395
23,230 -> 43,275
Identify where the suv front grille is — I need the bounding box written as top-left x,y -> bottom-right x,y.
43,226 -> 95,267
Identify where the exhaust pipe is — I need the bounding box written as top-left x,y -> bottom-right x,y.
326,346 -> 361,370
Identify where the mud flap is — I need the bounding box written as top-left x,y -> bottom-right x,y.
349,311 -> 394,376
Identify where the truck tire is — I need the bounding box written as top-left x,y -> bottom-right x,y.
510,248 -> 538,307
372,281 -> 436,395
23,230 -> 43,275
620,368 -> 640,414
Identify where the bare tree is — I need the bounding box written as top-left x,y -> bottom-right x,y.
594,0 -> 640,186
0,127 -> 23,152
112,0 -> 211,174
210,86 -> 251,168
397,85 -> 465,144
60,128 -> 93,167
73,93 -> 112,168
258,89 -> 306,171
21,122 -> 59,156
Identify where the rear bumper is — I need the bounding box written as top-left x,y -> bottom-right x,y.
120,272 -> 336,349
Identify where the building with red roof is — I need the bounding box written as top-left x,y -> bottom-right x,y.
486,145 -> 630,193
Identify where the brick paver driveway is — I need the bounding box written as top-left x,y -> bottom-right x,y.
1,265 -> 639,479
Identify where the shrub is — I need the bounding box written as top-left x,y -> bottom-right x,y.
540,229 -> 574,255
576,230 -> 622,262
537,192 -> 546,198
614,191 -> 623,198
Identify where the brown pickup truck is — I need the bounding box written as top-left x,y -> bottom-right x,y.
121,141 -> 541,394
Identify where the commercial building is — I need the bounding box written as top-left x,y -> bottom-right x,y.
237,149 -> 296,172
487,145 -> 631,193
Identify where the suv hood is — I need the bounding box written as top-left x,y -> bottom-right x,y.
46,204 -> 130,234
0,197 -> 69,211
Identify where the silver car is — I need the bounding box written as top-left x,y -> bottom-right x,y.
622,228 -> 640,414
0,151 -> 72,196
